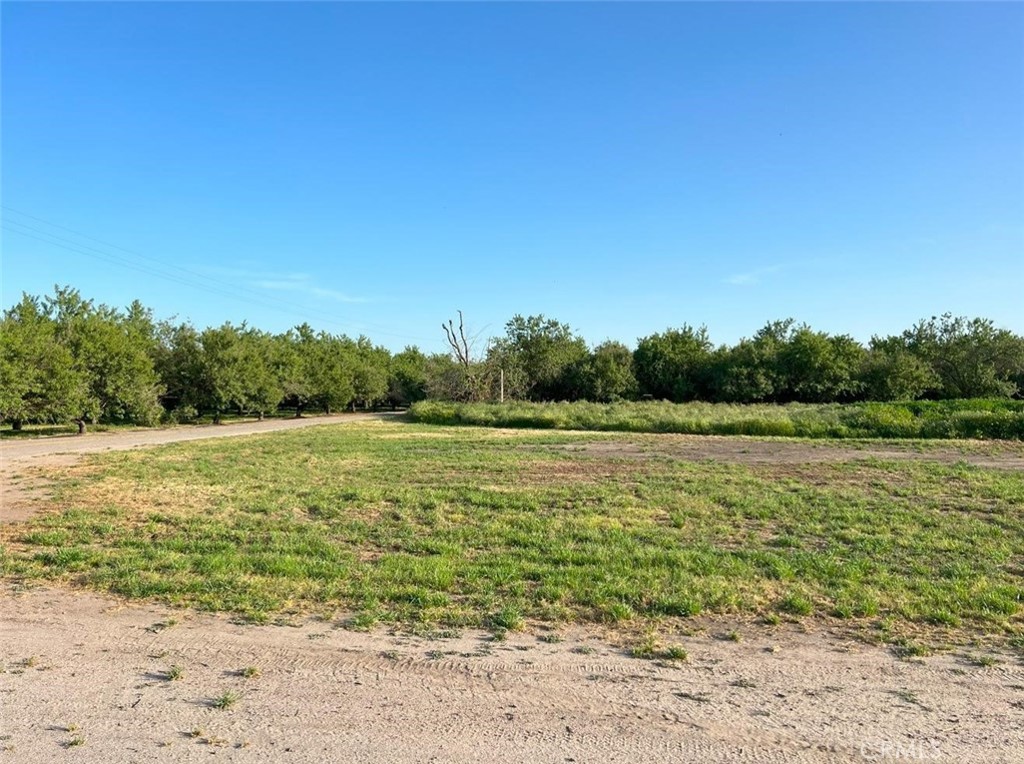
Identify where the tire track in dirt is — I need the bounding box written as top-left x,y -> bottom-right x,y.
2,588 -> 1020,763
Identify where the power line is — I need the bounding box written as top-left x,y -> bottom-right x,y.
4,204 -> 368,315
1,209 -> 438,344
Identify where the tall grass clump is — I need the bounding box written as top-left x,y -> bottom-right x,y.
409,399 -> 1024,440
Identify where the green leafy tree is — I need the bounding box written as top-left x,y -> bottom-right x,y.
899,315 -> 1023,398
195,324 -> 245,423
860,338 -> 937,401
154,322 -> 204,420
488,315 -> 589,401
278,326 -> 316,416
45,287 -> 163,425
350,336 -> 390,409
776,326 -> 865,403
388,346 -> 429,408
308,333 -> 356,414
234,329 -> 285,418
0,295 -> 87,428
633,325 -> 713,401
572,341 -> 638,402
712,335 -> 774,401
424,352 -> 478,401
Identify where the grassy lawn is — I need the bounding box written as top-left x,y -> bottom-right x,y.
2,421 -> 1022,643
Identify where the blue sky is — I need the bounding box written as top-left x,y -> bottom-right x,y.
2,2 -> 1022,352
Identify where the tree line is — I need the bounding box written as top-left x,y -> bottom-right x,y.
2,286 -> 1022,429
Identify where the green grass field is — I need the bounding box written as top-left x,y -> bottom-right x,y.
2,421 -> 1022,645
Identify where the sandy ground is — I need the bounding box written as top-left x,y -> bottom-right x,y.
551,437 -> 1024,471
2,587 -> 1022,764
2,422 -> 1023,762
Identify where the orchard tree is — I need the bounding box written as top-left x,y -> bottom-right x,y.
308,333 -> 356,414
195,323 -> 245,423
776,326 -> 865,402
0,295 -> 86,429
572,341 -> 638,402
46,287 -> 163,425
860,337 -> 936,401
388,346 -> 429,408
633,325 -> 713,401
234,328 -> 285,418
489,314 -> 588,401
899,315 -> 1024,398
278,326 -> 316,416
350,336 -> 390,409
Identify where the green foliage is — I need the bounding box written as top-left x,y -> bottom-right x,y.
861,340 -> 937,401
233,329 -> 286,417
4,288 -> 1023,427
777,327 -> 865,403
572,340 -> 638,402
899,314 -> 1024,399
634,325 -> 713,401
0,294 -> 87,427
388,347 -> 429,407
306,331 -> 356,414
488,315 -> 589,401
46,287 -> 164,424
350,336 -> 390,408
410,399 -> 1024,440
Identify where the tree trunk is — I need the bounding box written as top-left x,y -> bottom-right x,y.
294,404 -> 303,418
257,411 -> 264,421
350,400 -> 356,413
213,410 -> 221,425
12,420 -> 22,431
75,419 -> 86,435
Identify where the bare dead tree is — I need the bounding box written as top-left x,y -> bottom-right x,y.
442,310 -> 472,369
441,311 -> 493,401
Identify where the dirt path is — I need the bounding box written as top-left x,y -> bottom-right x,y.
0,414 -> 397,523
1,587 -> 1020,764
0,413 -> 399,465
552,437 -> 1024,471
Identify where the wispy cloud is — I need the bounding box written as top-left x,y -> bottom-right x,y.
251,278 -> 369,304
724,264 -> 786,286
192,264 -> 370,303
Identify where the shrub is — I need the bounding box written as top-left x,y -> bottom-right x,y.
408,399 -> 1024,441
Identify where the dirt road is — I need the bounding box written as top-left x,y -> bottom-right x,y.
2,586 -> 1020,764
0,413 -> 397,465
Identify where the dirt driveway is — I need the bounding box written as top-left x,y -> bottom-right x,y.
0,413 -> 398,465
2,586 -> 1021,764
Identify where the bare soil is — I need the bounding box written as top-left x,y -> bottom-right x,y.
2,587 -> 1021,763
550,436 -> 1024,471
